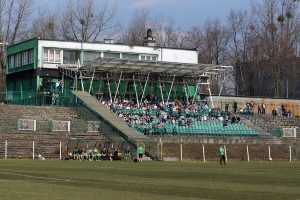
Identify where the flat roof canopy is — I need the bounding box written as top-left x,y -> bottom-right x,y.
58,57 -> 230,78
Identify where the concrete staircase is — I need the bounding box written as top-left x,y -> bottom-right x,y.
0,104 -> 107,159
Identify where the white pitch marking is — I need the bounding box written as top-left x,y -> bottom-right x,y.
0,172 -> 70,182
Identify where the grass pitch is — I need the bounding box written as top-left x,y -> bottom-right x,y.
0,160 -> 299,200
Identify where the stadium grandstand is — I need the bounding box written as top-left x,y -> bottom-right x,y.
2,32 -> 300,161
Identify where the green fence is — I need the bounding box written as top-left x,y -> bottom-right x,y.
2,91 -> 71,107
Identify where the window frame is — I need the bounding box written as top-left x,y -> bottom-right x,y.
43,48 -> 61,63
16,53 -> 21,67
22,51 -> 28,65
8,55 -> 15,69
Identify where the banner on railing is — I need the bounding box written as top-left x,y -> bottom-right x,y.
87,121 -> 100,132
282,128 -> 296,138
18,119 -> 36,131
52,120 -> 70,132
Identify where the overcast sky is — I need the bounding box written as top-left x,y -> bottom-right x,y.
43,0 -> 261,29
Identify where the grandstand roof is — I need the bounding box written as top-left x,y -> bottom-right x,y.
58,57 -> 230,78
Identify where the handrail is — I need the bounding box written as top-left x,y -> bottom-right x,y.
240,114 -> 282,138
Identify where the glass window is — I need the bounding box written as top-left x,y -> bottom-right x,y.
29,49 -> 34,63
63,50 -> 80,64
140,55 -> 157,61
22,51 -> 28,65
122,53 -> 139,59
83,51 -> 101,64
16,54 -> 21,67
9,55 -> 14,69
44,48 -> 60,63
103,52 -> 120,58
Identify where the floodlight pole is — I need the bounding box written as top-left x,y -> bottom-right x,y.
133,74 -> 140,108
166,75 -> 176,104
114,70 -> 123,103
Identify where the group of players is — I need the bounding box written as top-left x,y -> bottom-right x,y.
71,146 -> 131,161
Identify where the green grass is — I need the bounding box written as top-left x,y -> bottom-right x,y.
0,160 -> 299,200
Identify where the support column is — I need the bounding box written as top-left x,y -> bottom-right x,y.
192,77 -> 201,104
183,80 -> 189,104
207,79 -> 214,108
88,68 -> 95,94
62,73 -> 64,93
106,73 -> 112,103
140,72 -> 150,105
216,73 -> 226,108
80,71 -> 84,91
158,76 -> 164,104
166,75 -> 176,104
133,74 -> 140,108
114,70 -> 123,103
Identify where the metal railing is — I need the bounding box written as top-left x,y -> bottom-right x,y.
241,114 -> 282,138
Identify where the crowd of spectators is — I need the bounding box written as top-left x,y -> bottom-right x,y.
91,92 -> 239,135
71,146 -> 124,161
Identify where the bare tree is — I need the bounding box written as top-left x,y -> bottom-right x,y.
0,0 -> 36,97
119,9 -> 187,48
251,0 -> 300,97
56,0 -> 120,42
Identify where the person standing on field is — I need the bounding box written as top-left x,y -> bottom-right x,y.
219,145 -> 226,165
138,145 -> 144,162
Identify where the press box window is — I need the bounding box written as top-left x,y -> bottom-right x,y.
43,48 -> 61,63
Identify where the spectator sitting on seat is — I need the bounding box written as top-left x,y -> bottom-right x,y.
101,147 -> 107,160
178,118 -> 186,126
272,108 -> 277,117
113,146 -> 119,161
107,148 -> 112,161
239,107 -> 244,114
287,110 -> 292,118
93,147 -> 99,161
231,116 -> 236,123
77,147 -> 83,161
72,147 -> 78,160
218,116 -> 224,121
186,118 -> 193,126
88,148 -> 93,161
223,120 -> 228,127
236,116 -> 241,123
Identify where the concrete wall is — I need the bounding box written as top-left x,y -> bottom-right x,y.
208,95 -> 300,116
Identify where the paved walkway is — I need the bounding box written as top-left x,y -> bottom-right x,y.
72,91 -> 152,142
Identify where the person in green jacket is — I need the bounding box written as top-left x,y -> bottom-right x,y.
225,101 -> 229,113
219,145 -> 226,165
138,145 -> 144,162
